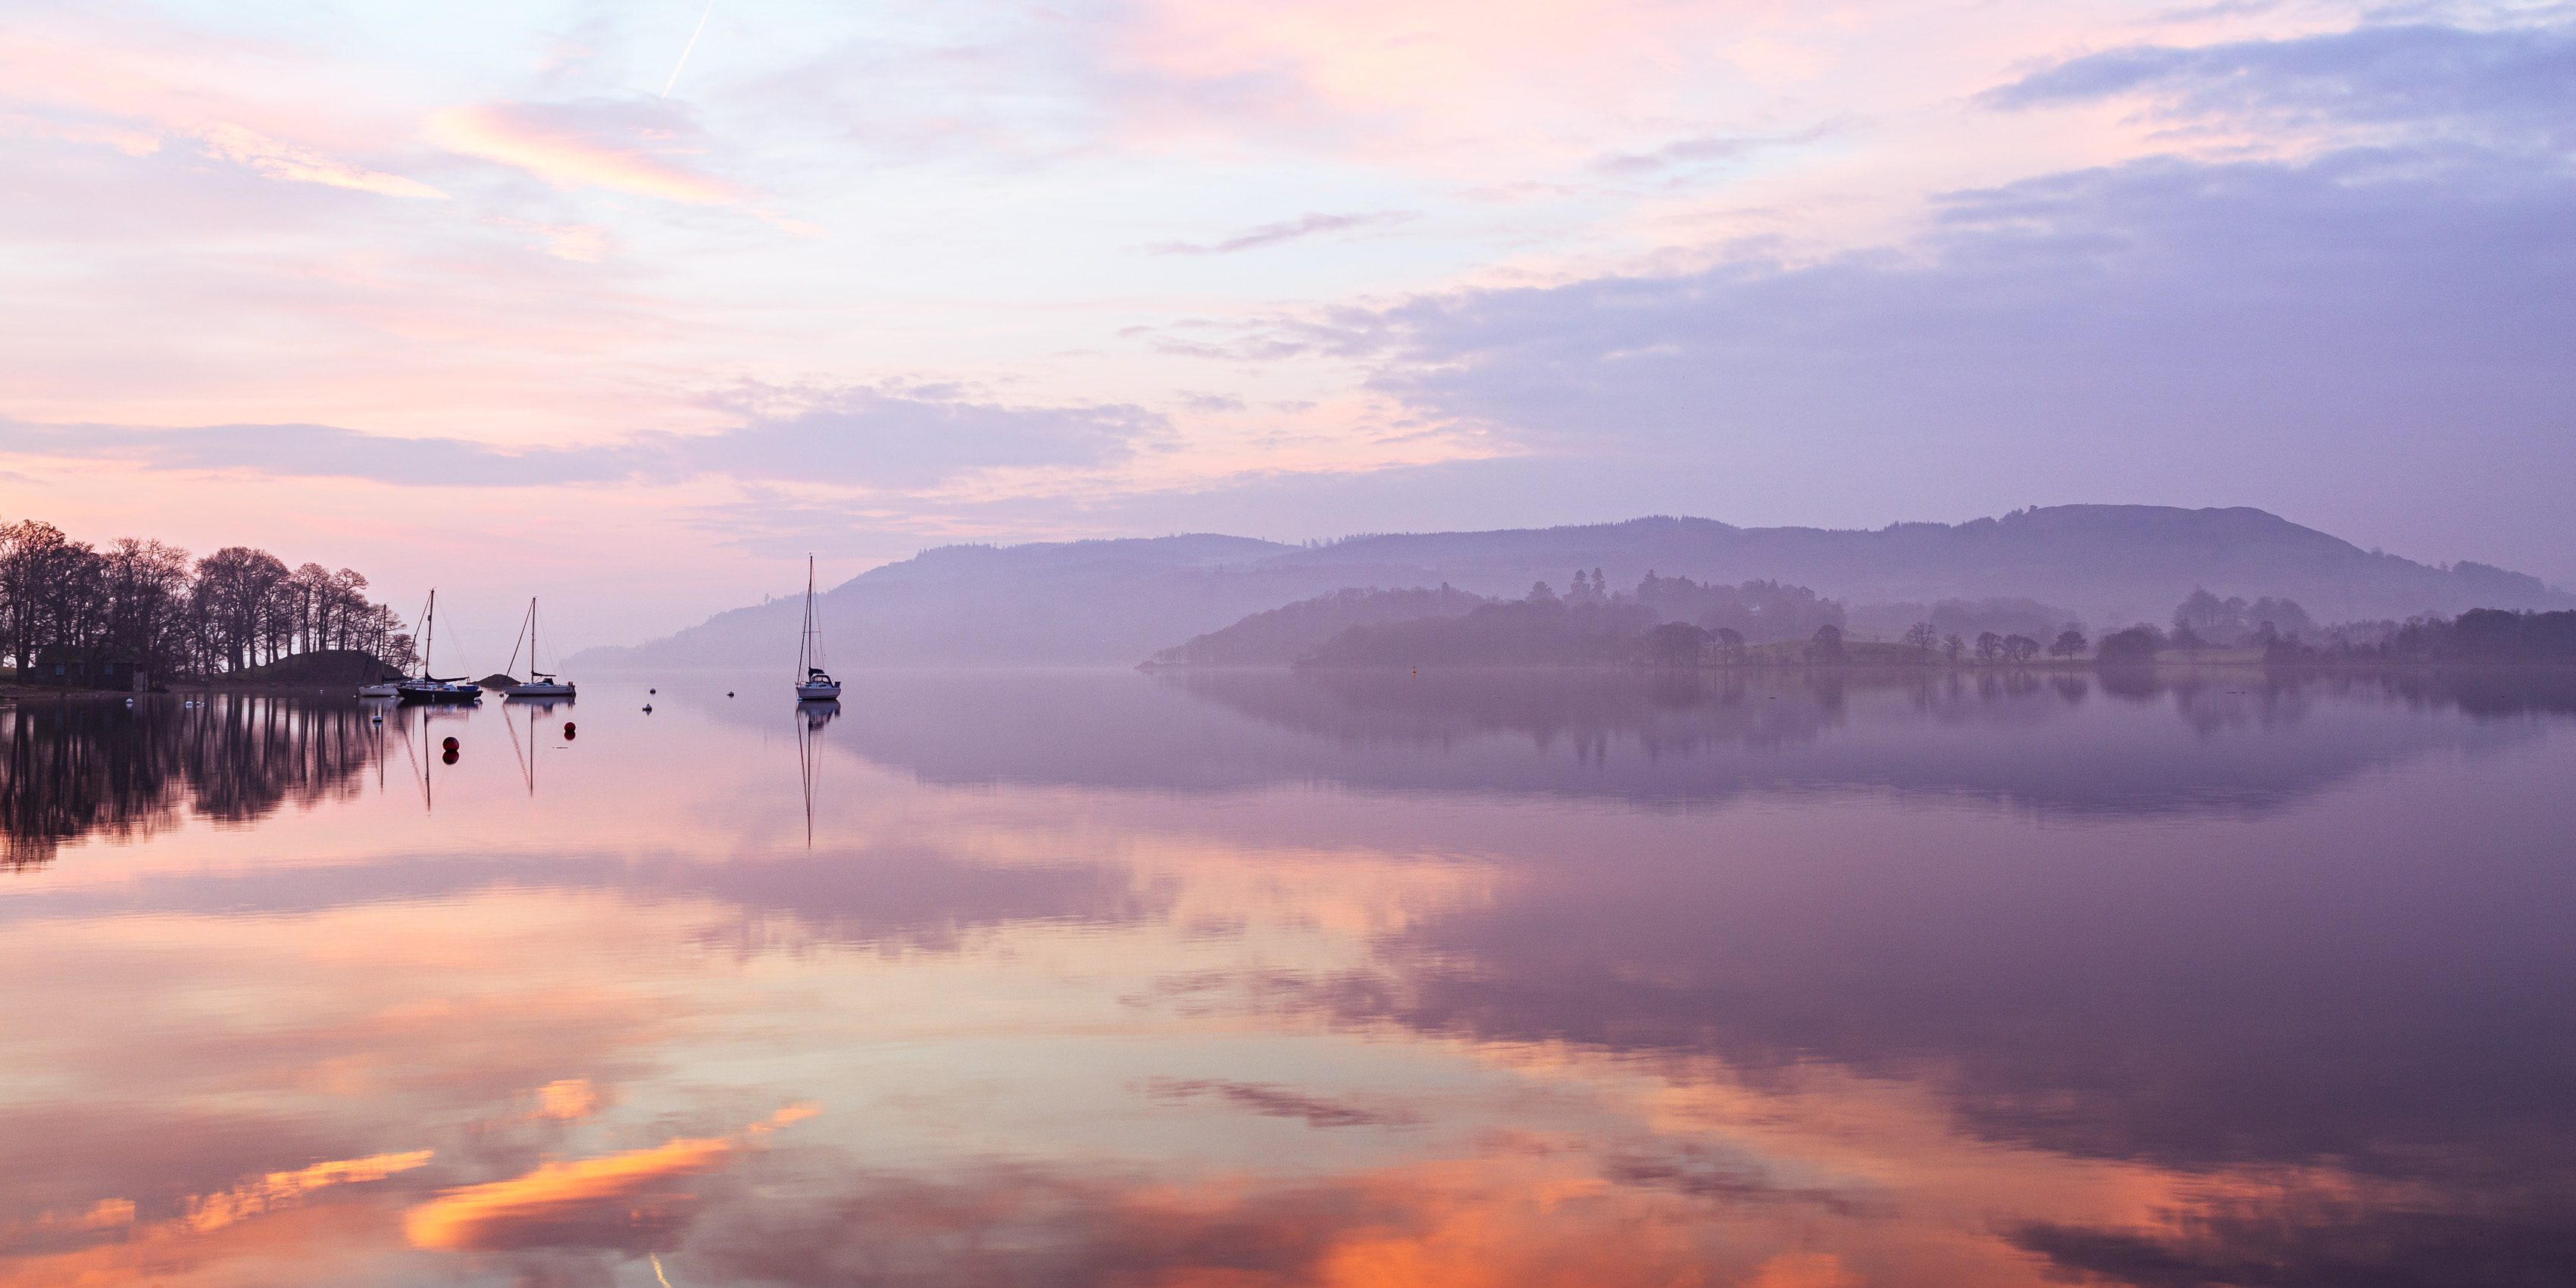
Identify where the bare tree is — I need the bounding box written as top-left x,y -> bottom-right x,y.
1902,621 -> 1939,660
193,547 -> 290,671
0,521 -> 100,671
100,538 -> 193,673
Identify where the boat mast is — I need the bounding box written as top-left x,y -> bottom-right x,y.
423,589 -> 436,678
800,555 -> 816,677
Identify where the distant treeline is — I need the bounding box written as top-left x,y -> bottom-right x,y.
2271,608 -> 2573,664
1152,574 -> 2576,670
1152,574 -> 1849,667
0,517 -> 414,682
1295,576 -> 1882,667
1150,586 -> 1488,667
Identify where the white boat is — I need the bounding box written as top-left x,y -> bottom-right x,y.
794,555 -> 843,702
499,596 -> 576,699
396,589 -> 483,704
355,682 -> 400,699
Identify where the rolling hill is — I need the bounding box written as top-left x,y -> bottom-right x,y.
569,506 -> 2571,669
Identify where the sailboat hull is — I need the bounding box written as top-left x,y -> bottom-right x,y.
796,683 -> 843,701
398,680 -> 481,703
505,682 -> 575,698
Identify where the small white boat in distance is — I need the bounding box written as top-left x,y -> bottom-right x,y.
501,596 -> 576,699
795,555 -> 842,702
356,681 -> 400,699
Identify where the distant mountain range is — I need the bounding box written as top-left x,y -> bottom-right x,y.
567,506 -> 2571,669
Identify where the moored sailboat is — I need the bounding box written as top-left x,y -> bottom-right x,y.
500,597 -> 576,699
795,555 -> 842,702
396,589 -> 482,704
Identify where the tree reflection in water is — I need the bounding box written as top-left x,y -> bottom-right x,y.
0,696 -> 380,870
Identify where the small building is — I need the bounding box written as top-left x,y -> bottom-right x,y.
25,648 -> 149,692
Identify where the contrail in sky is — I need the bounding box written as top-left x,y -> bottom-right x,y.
661,0 -> 717,97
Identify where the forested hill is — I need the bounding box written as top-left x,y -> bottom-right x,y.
1147,586 -> 1489,667
572,506 -> 2572,669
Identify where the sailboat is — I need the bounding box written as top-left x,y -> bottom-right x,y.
500,597 -> 576,699
794,555 -> 843,702
396,589 -> 482,704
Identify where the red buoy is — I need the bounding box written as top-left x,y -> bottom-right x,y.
441,748 -> 459,765
563,722 -> 577,740
442,736 -> 459,752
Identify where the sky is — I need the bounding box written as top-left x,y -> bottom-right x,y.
2,0 -> 2571,650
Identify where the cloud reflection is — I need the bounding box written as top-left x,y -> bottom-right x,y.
186,1152 -> 435,1234
405,1105 -> 814,1254
404,1136 -> 734,1252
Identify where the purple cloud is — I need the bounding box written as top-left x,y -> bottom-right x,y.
0,387 -> 1161,490
1149,210 -> 1415,255
1987,22 -> 2576,146
1590,123 -> 1842,177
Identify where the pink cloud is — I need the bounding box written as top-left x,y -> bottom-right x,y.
199,123 -> 445,199
1094,0 -> 1817,153
427,100 -> 742,205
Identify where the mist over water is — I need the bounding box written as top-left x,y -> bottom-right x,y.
4,671 -> 2572,1286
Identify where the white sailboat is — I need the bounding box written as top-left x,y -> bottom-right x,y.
500,597 -> 576,699
795,555 -> 843,702
395,589 -> 481,703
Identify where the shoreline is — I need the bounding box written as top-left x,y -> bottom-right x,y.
0,681 -> 396,702
1144,658 -> 2576,674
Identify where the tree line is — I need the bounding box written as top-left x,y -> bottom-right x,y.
2266,608 -> 2576,664
0,518 -> 415,682
1277,574 -> 2576,671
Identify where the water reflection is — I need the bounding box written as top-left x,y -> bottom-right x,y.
799,699 -> 838,847
1,696 -> 380,868
2,673 -> 2572,1286
816,667 -> 2568,814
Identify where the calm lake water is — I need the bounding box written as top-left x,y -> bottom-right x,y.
4,669 -> 2573,1286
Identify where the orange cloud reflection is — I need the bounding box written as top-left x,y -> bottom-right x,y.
405,1105 -> 817,1253
183,1151 -> 435,1234
404,1136 -> 733,1252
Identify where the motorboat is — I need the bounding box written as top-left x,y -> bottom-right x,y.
499,596 -> 576,699
794,555 -> 843,702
